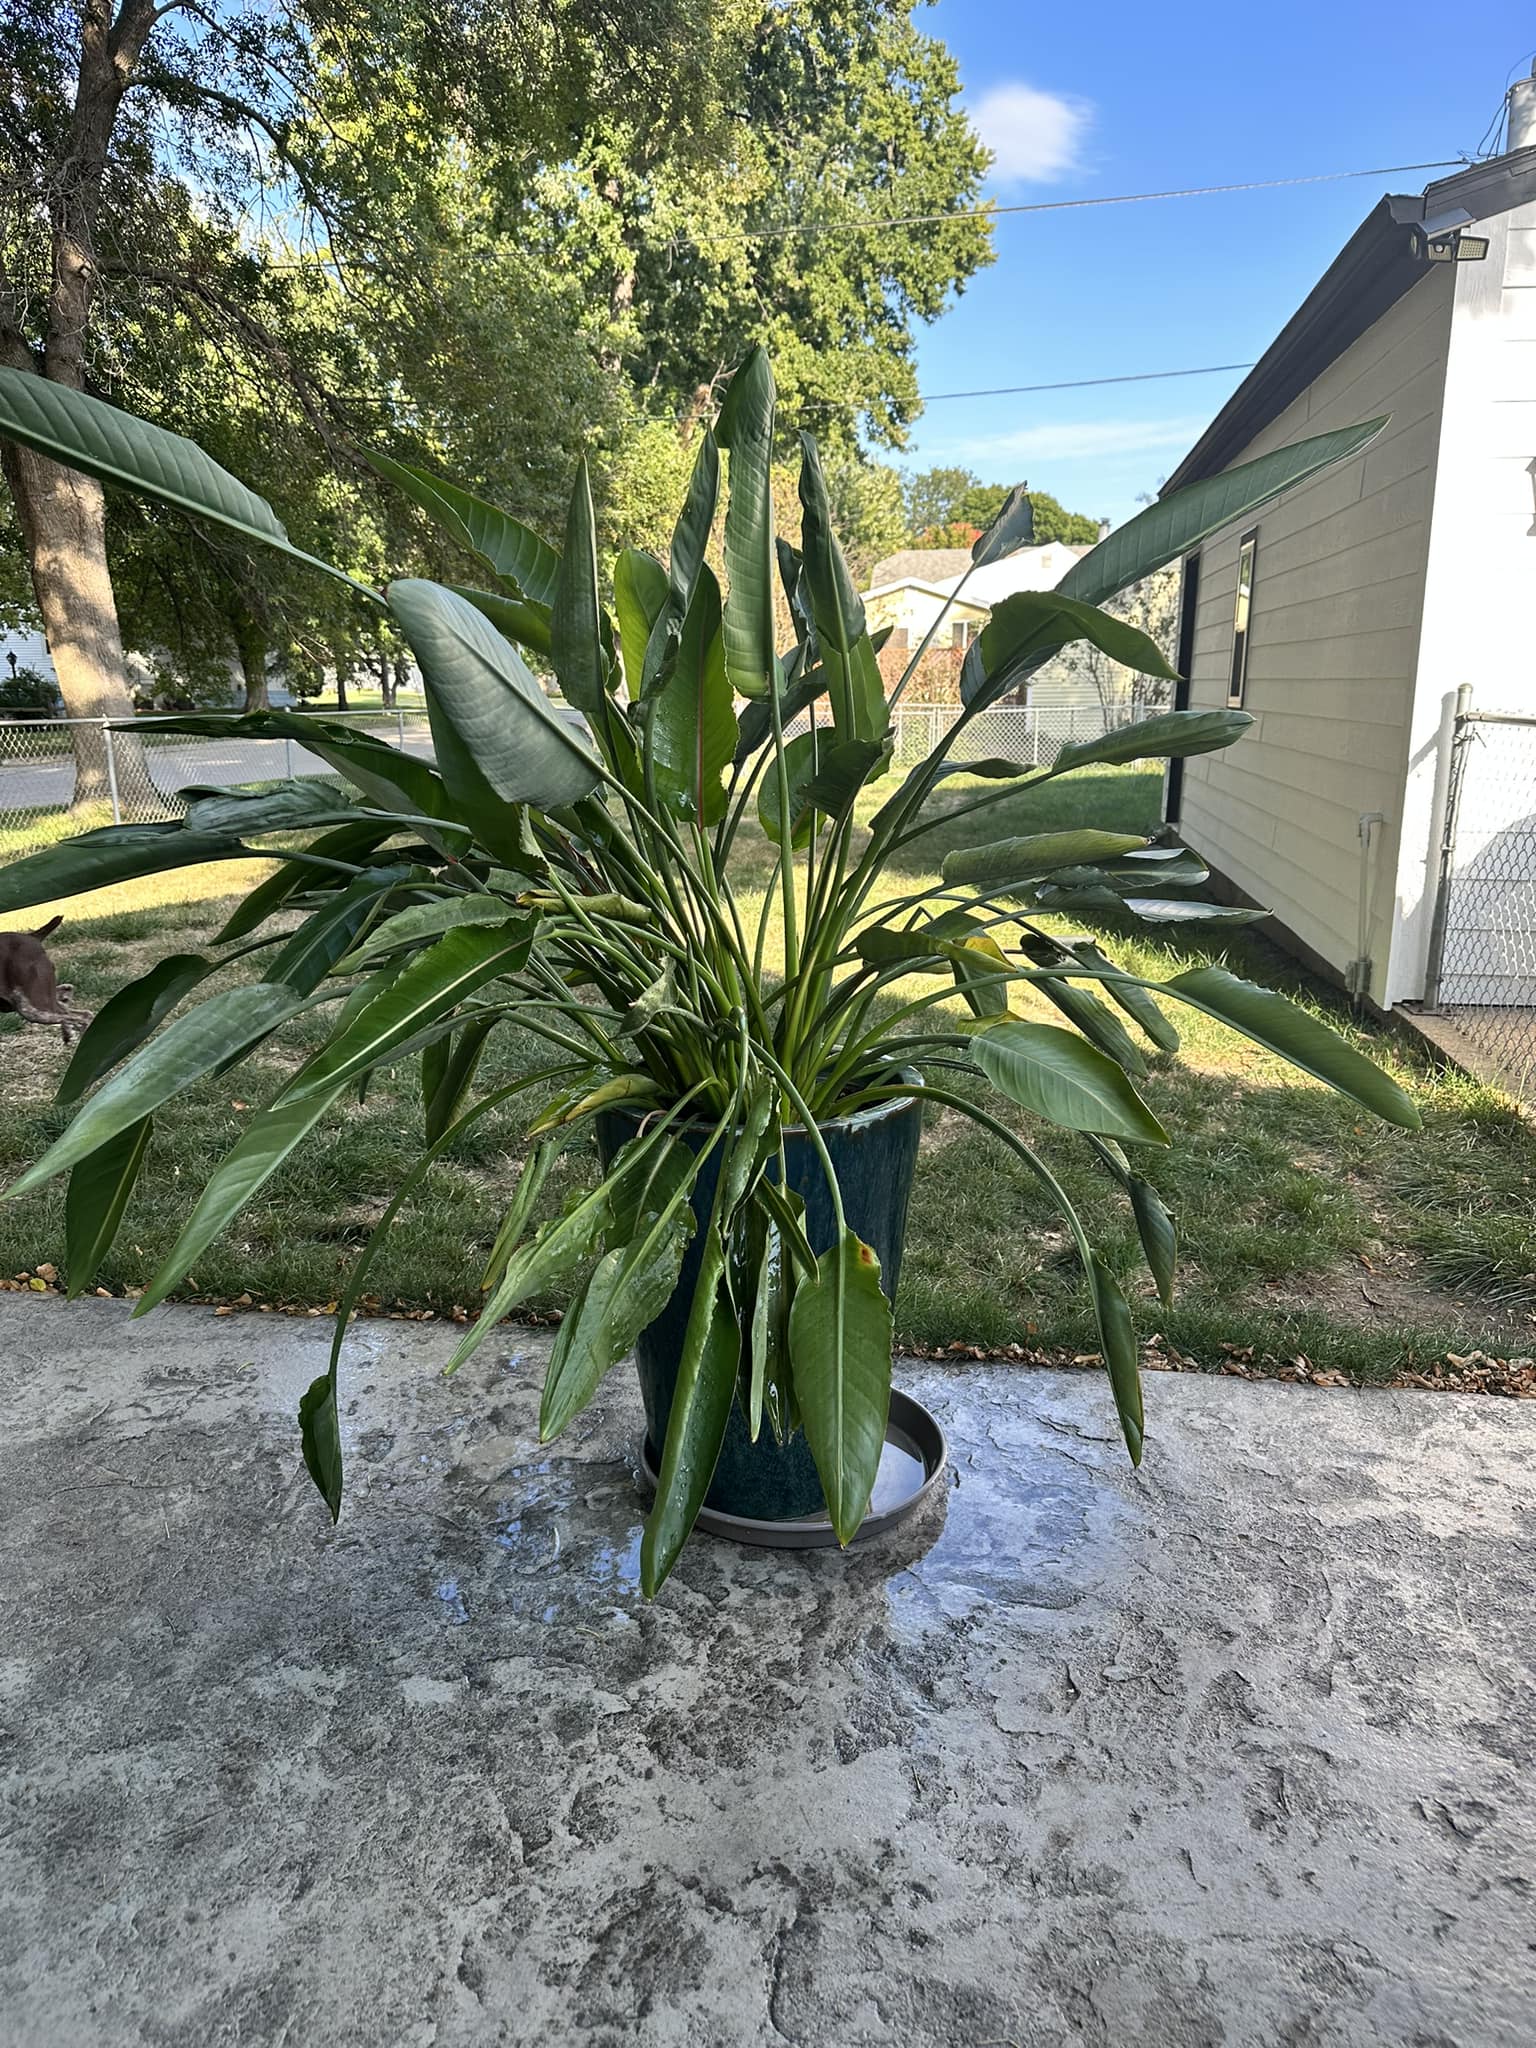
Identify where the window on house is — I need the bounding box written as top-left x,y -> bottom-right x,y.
889,625 -> 910,651
952,620 -> 979,650
1228,529 -> 1257,707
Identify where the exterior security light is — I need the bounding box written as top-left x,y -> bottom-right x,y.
1413,228 -> 1491,263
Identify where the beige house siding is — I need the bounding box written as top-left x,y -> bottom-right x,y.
1179,266 -> 1456,998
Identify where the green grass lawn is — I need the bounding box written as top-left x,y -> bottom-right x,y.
1,765 -> 1533,1379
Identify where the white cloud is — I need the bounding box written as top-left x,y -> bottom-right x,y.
970,82 -> 1091,186
942,417 -> 1208,465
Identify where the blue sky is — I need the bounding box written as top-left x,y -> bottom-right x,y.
902,0 -> 1536,521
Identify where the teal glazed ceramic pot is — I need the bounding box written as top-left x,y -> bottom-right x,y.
595,1089 -> 924,1521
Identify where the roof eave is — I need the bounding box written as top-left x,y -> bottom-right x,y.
1160,147 -> 1536,497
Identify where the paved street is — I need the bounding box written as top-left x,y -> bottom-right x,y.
0,720 -> 436,822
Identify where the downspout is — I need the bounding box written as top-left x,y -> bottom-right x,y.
1348,811 -> 1387,1009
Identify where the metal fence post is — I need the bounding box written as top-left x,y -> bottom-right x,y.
284,735 -> 295,779
1422,684 -> 1474,1013
1067,707 -> 1077,744
1031,711 -> 1039,766
397,704 -> 406,749
101,715 -> 122,824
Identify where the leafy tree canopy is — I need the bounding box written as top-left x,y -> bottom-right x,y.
903,465 -> 1103,548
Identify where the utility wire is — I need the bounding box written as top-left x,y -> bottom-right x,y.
802,361 -> 1260,410
668,160 -> 1468,249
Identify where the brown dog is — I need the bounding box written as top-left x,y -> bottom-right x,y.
0,916 -> 93,1045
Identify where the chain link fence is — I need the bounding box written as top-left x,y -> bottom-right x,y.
793,700 -> 1121,768
0,708 -> 434,860
1422,689 -> 1536,1101
0,699 -> 1121,865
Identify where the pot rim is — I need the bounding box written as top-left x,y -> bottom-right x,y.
600,1071 -> 924,1142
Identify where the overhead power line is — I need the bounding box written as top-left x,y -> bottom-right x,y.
670,160 -> 1468,248
803,361 -> 1260,410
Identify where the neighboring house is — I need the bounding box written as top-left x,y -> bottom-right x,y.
864,540 -> 1098,705
1162,104 -> 1536,1017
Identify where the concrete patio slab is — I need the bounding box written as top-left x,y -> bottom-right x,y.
1,1293 -> 1533,2048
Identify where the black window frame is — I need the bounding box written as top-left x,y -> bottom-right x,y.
1228,527 -> 1258,708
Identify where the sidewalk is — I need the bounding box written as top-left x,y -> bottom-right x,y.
2,1294 -> 1533,2046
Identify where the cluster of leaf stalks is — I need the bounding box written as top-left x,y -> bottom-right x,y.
0,349 -> 1419,1592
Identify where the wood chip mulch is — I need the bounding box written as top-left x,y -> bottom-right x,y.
4,1271 -> 1533,1398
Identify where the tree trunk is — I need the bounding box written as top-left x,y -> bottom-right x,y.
334,665 -> 348,712
2,439 -> 143,808
376,645 -> 394,709
234,623 -> 270,714
0,0 -> 161,810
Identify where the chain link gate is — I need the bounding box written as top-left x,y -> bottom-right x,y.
1422,687 -> 1536,1100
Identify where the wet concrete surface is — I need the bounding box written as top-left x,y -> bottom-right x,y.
1,1292 -> 1533,2047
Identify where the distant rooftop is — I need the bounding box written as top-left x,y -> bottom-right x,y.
867,547 -> 972,588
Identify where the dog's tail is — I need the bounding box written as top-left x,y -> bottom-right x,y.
31,915 -> 62,940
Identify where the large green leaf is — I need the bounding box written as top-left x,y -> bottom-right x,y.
1128,1178 -> 1178,1309
369,451 -> 561,603
971,484 -> 1035,566
716,347 -> 780,702
335,891 -> 520,971
961,590 -> 1179,711
266,874 -> 405,993
647,565 -> 738,825
1031,888 -> 1263,927
0,823 -> 249,916
179,780 -> 359,837
759,735 -> 887,849
1051,708 -> 1252,777
974,1019 -> 1169,1145
668,431 -> 720,623
450,584 -> 553,659
479,1137 -> 562,1292
453,1128 -> 688,1371
757,729 -> 822,849
1089,1255 -> 1144,1464
1059,417 -> 1390,608
942,830 -> 1149,889
1162,966 -> 1421,1128
1072,941 -> 1180,1054
7,982 -> 309,1198
284,920 -> 531,1103
797,433 -> 888,747
298,1370 -> 344,1522
550,458 -> 610,716
132,710 -> 455,823
64,1117 -> 152,1297
421,1014 -> 498,1147
387,578 -> 602,808
539,1142 -> 698,1442
215,820 -> 402,943
56,952 -> 213,1106
642,1222 -> 739,1595
134,1083 -> 347,1314
788,1229 -> 894,1546
1031,975 -> 1149,1076
0,367 -> 373,599
855,906 -> 989,972
732,662 -> 830,765
613,548 -> 669,699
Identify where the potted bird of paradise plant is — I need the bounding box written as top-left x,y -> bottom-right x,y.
0,349 -> 1417,1592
